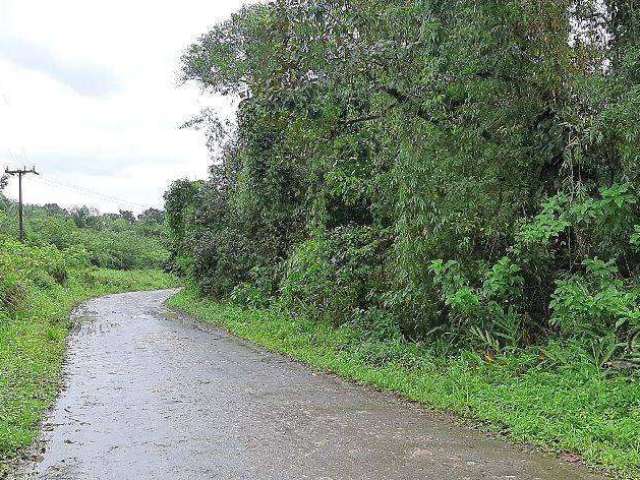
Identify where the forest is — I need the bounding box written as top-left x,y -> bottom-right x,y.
165,0 -> 640,475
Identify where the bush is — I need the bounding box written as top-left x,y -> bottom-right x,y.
428,257 -> 525,351
0,239 -> 68,319
0,272 -> 26,317
280,226 -> 390,325
279,236 -> 334,318
0,199 -> 169,271
549,258 -> 640,366
192,228 -> 263,298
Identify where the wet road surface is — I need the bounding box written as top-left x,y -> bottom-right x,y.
14,290 -> 604,480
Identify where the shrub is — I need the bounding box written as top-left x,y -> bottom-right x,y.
550,258 -> 640,365
280,226 -> 390,325
0,272 -> 26,317
279,236 -> 334,318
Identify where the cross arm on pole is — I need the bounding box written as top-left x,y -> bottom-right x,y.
5,166 -> 39,176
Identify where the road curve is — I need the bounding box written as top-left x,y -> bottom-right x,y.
14,290 -> 603,480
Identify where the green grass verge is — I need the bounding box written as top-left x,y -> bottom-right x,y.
0,268 -> 178,473
169,286 -> 640,480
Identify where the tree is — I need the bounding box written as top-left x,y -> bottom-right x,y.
168,0 -> 640,347
118,209 -> 135,224
137,208 -> 164,224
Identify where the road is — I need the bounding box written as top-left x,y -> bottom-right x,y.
14,290 -> 603,479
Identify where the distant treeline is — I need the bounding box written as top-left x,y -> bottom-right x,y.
0,195 -> 168,270
165,1 -> 640,364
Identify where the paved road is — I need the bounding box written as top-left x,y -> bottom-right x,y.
14,290 -> 603,480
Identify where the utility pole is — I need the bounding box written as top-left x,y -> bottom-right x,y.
4,166 -> 39,242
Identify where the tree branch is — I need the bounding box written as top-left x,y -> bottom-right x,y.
379,85 -> 440,125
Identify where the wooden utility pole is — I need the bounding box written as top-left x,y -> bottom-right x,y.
4,166 -> 39,242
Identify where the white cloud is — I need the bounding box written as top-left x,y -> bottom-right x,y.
0,0 -> 245,213
0,35 -> 121,96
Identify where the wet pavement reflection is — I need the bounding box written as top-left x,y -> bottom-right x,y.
13,290 -> 604,480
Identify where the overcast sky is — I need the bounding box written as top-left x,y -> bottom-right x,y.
0,0 -> 245,213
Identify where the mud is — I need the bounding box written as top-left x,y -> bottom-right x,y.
13,290 -> 604,479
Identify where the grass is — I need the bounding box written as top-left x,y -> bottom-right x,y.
169,286 -> 640,480
0,267 -> 178,474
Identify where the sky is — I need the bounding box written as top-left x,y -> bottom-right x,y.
0,0 -> 246,213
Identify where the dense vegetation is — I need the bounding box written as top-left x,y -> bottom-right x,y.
0,190 -> 177,472
0,197 -> 167,270
165,0 -> 640,475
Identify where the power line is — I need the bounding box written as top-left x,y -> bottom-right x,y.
31,174 -> 155,210
1,82 -> 158,213
3,162 -> 159,212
